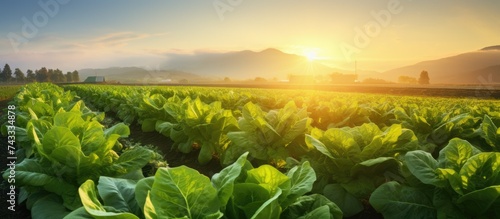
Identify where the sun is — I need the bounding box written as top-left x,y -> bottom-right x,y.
304,49 -> 318,61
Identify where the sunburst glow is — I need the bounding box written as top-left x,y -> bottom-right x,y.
304,50 -> 318,61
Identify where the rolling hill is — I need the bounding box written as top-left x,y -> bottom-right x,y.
465,65 -> 500,84
382,46 -> 500,84
79,49 -> 373,82
161,48 -> 365,80
78,46 -> 500,84
78,67 -> 206,83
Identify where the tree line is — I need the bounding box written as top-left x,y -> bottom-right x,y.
398,70 -> 430,84
0,63 -> 80,83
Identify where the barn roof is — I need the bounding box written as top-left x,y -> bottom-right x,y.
84,76 -> 105,83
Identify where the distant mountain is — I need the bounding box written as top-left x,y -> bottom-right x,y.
465,65 -> 500,84
79,67 -> 206,83
79,49 -> 377,82
79,46 -> 499,84
161,48 -> 352,80
481,45 -> 500,51
382,46 -> 500,84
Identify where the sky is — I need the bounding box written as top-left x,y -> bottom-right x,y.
0,0 -> 498,73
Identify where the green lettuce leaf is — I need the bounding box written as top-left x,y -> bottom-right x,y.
479,115 -> 500,151
323,184 -> 363,217
280,161 -> 316,208
405,150 -> 446,187
97,177 -> 142,216
147,167 -> 222,218
246,165 -> 290,195
456,186 -> 500,216
437,138 -> 480,171
31,194 -> 71,219
369,181 -> 436,219
281,194 -> 343,219
78,180 -> 139,218
212,152 -> 250,207
134,177 -> 154,212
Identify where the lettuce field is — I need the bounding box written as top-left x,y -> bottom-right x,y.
1,83 -> 500,218
0,85 -> 21,101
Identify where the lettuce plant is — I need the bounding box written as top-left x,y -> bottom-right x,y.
305,123 -> 419,216
478,114 -> 500,151
1,82 -> 103,160
394,106 -> 481,154
370,138 -> 500,218
308,100 -> 371,130
156,97 -> 239,164
214,155 -> 341,219
14,83 -> 76,118
224,101 -> 311,166
14,100 -> 103,160
2,109 -> 155,216
136,93 -> 178,132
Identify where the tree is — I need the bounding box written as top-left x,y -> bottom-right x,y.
1,64 -> 13,82
50,68 -> 65,83
71,70 -> 80,82
418,70 -> 430,84
14,68 -> 25,83
48,69 -> 56,82
26,69 -> 36,82
223,77 -> 231,83
36,67 -> 49,82
398,76 -> 417,84
66,72 -> 73,82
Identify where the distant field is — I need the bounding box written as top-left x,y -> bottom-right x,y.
4,82 -> 500,99
110,82 -> 500,99
0,85 -> 21,100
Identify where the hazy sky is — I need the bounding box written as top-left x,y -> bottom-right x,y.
0,0 -> 498,72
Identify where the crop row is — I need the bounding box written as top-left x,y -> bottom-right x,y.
64,84 -> 500,161
59,84 -> 500,218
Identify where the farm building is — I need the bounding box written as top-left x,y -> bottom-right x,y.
83,76 -> 106,83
